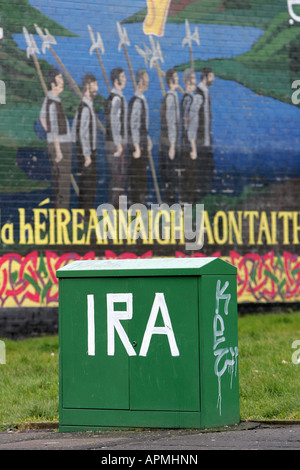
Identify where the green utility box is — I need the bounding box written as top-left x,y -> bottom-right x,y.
57,257 -> 239,432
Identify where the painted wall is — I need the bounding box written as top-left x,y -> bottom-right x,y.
1,0 -> 300,306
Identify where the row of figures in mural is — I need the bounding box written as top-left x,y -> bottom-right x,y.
40,65 -> 214,212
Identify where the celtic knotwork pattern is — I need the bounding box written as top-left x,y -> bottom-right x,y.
0,251 -> 96,307
229,251 -> 300,302
0,251 -> 153,307
0,250 -> 300,306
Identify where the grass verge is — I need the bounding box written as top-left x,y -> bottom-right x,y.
0,336 -> 58,430
0,312 -> 300,430
238,312 -> 300,421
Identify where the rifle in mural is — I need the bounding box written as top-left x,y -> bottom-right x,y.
23,27 -> 48,96
88,25 -> 110,93
34,24 -> 106,135
117,22 -> 136,90
182,19 -> 200,69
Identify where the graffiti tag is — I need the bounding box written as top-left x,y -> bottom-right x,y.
213,280 -> 238,415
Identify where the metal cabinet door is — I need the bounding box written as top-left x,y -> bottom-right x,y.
60,277 -> 130,410
128,276 -> 200,412
199,274 -> 239,427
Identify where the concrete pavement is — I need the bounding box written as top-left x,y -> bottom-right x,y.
0,422 -> 300,450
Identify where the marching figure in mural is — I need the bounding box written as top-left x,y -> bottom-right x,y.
159,68 -> 180,204
72,74 -> 98,214
105,67 -> 128,207
180,67 -> 202,204
196,67 -> 215,201
128,69 -> 152,205
40,67 -> 72,209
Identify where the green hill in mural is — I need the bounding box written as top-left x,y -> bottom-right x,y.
0,0 -> 76,107
125,0 -> 300,104
165,0 -> 289,29
178,9 -> 300,104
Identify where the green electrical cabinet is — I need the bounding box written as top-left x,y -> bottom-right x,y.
57,257 -> 239,432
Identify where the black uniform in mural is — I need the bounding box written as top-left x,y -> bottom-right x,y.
180,68 -> 202,204
181,92 -> 196,204
72,74 -> 98,214
159,69 -> 180,204
128,69 -> 151,205
40,68 -> 72,209
195,67 -> 215,201
105,68 -> 127,208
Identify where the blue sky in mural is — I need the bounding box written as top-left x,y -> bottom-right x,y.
12,0 -> 300,199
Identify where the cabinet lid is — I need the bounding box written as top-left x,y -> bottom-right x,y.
56,257 -> 236,278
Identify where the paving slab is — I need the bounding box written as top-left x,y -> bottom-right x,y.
0,422 -> 300,450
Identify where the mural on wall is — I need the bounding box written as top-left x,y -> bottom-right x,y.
0,0 -> 300,306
